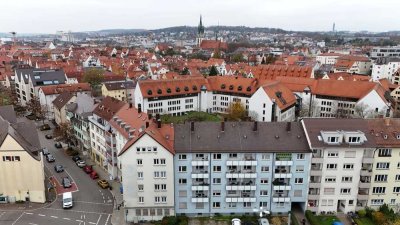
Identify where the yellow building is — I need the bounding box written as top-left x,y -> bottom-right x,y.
0,106 -> 45,203
367,119 -> 400,209
101,81 -> 135,103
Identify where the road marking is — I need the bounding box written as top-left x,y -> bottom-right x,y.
84,214 -> 86,219
63,217 -> 71,220
43,207 -> 111,215
89,222 -> 96,225
96,214 -> 102,225
29,223 -> 38,225
104,214 -> 111,225
65,170 -> 79,192
51,216 -> 58,218
38,214 -> 46,217
74,200 -> 112,205
11,212 -> 24,225
25,212 -> 33,215
76,220 -> 83,222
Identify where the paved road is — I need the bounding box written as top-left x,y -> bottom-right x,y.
0,118 -> 114,225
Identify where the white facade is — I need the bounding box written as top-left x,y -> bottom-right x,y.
120,134 -> 175,223
316,55 -> 340,65
371,46 -> 400,59
371,60 -> 400,82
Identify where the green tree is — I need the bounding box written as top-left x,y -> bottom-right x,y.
232,53 -> 244,62
83,68 -> 105,89
212,50 -> 221,59
209,65 -> 219,76
225,102 -> 247,121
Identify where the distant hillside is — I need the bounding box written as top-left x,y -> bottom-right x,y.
151,26 -> 288,34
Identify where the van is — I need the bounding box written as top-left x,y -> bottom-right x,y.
232,218 -> 241,225
258,218 -> 270,225
62,192 -> 73,209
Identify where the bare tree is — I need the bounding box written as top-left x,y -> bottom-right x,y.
26,97 -> 47,123
353,103 -> 371,118
53,122 -> 75,147
298,100 -> 320,118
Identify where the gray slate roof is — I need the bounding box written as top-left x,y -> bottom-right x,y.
103,81 -> 135,91
174,121 -> 311,153
15,68 -> 66,86
66,92 -> 97,118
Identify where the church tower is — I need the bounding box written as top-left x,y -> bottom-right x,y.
196,15 -> 205,47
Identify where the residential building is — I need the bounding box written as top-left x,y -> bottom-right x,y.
371,46 -> 400,60
0,106 -> 45,203
118,121 -> 175,223
302,118 -> 375,214
333,56 -> 371,75
101,80 -> 135,103
174,121 -> 311,216
52,92 -> 76,125
88,97 -> 125,175
371,57 -> 400,82
66,92 -> 97,151
14,68 -> 67,106
316,53 -> 342,65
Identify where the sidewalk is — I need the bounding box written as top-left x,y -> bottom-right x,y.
87,158 -> 128,225
292,206 -> 310,225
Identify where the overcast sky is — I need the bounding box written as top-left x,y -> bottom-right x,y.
1,0 -> 399,34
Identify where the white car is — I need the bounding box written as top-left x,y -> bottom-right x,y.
232,218 -> 241,225
258,218 -> 270,225
76,160 -> 86,167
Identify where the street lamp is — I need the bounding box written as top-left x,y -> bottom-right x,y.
303,86 -> 312,117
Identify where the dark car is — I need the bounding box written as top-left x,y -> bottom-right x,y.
26,113 -> 36,120
83,165 -> 93,174
62,177 -> 72,188
54,165 -> 64,173
46,154 -> 55,162
72,155 -> 81,162
39,124 -> 51,131
54,142 -> 62,148
45,134 -> 53,139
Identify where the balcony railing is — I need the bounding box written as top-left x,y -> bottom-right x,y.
192,170 -> 208,174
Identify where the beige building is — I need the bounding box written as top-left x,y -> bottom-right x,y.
101,81 -> 135,103
52,92 -> 77,125
0,106 -> 45,203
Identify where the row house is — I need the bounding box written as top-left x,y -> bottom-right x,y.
14,68 -> 67,106
88,97 -> 125,175
101,80 -> 135,103
173,121 -> 311,216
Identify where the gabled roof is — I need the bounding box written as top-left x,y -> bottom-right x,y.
109,104 -> 150,139
93,96 -> 125,121
252,65 -> 313,81
103,81 -> 135,91
200,40 -> 228,50
39,83 -> 91,95
261,81 -> 297,110
52,92 -> 74,110
15,68 -> 66,86
367,119 -> 400,147
206,76 -> 259,95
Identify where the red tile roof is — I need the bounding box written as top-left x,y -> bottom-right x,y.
200,40 -> 228,51
39,83 -> 91,95
93,96 -> 125,121
262,81 -> 297,110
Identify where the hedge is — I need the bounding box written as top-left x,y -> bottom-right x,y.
305,210 -> 319,225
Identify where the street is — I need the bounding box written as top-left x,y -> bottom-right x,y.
0,118 -> 114,225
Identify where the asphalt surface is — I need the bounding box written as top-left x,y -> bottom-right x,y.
0,118 -> 114,225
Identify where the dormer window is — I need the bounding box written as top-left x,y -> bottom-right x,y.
157,89 -> 162,94
166,88 -> 171,93
229,85 -> 234,90
397,134 -> 400,140
221,84 -> 226,89
176,87 -> 181,92
327,136 -> 339,143
246,86 -> 251,92
184,86 -> 189,91
192,85 -> 197,91
147,90 -> 153,95
238,86 -> 242,91
348,136 -> 361,144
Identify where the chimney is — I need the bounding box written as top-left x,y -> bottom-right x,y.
146,121 -> 149,128
129,103 -> 133,108
138,103 -> 142,113
253,121 -> 258,132
221,121 -> 225,132
148,114 -> 152,120
286,122 -> 291,132
157,119 -> 161,129
384,118 -> 390,126
190,121 -> 195,132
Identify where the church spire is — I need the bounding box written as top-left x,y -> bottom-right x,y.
198,15 -> 204,35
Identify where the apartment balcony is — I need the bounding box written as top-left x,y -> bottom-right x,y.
274,173 -> 292,179
272,180 -> 291,190
308,194 -> 320,200
226,160 -> 257,166
273,197 -> 291,203
191,197 -> 209,203
311,157 -> 324,164
226,170 -> 257,179
362,157 -> 374,164
191,185 -> 209,191
309,182 -> 321,188
357,190 -> 369,200
360,169 -> 372,176
226,185 -> 256,191
193,156 -> 209,161
359,181 -> 371,189
356,200 -> 368,211
191,171 -> 209,179
191,160 -> 209,167
226,197 -> 256,203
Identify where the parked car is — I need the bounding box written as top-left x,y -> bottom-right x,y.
54,142 -> 62,148
72,155 -> 81,162
258,219 -> 270,225
89,171 -> 99,179
97,180 -> 109,189
42,148 -> 50,155
45,134 -> 53,139
26,113 -> 36,120
39,124 -> 51,131
54,165 -> 64,173
83,165 -> 93,174
76,160 -> 86,168
62,177 -> 72,188
46,154 -> 55,162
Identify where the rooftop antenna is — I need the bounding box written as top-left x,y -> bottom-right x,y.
10,31 -> 17,46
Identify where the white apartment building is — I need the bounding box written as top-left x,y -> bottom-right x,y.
371,46 -> 400,60
371,57 -> 400,82
316,53 -> 342,65
302,118 -> 376,214
118,122 -> 175,223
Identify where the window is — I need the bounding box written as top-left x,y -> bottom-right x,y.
296,166 -> 304,172
390,199 -> 396,205
154,159 -> 159,165
378,149 -> 392,157
340,188 -> 351,194
137,159 -> 143,165
260,190 -> 268,196
155,184 -> 160,191
295,178 -> 304,184
160,171 -> 166,178
261,166 -> 269,172
396,175 -> 400,181
376,162 -> 390,170
327,137 -> 339,143
178,166 -> 187,172
260,179 -> 268,184
372,187 -> 386,194
213,154 -> 221,160
178,179 -> 187,184
138,185 -> 144,191
297,154 -> 305,160
138,172 -> 143,178
229,153 -> 237,158
228,202 -> 237,208
371,199 -> 384,205
212,202 -> 220,208
375,175 -> 388,182
213,178 -> 221,184
327,164 -> 337,170
160,159 -> 166,165
327,152 -> 338,157
342,176 -> 353,182
349,200 -> 354,205
213,166 -> 221,172
178,154 -> 187,160
155,196 -> 160,203
213,190 -> 221,196
324,188 -> 335,195
325,177 -> 336,182
179,202 -> 187,209
347,136 -> 361,143
393,187 -> 400,193
139,197 -> 144,203
261,154 -> 270,160
2,156 -> 11,161
343,164 -> 354,170
161,196 -> 167,202
243,202 -> 251,208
